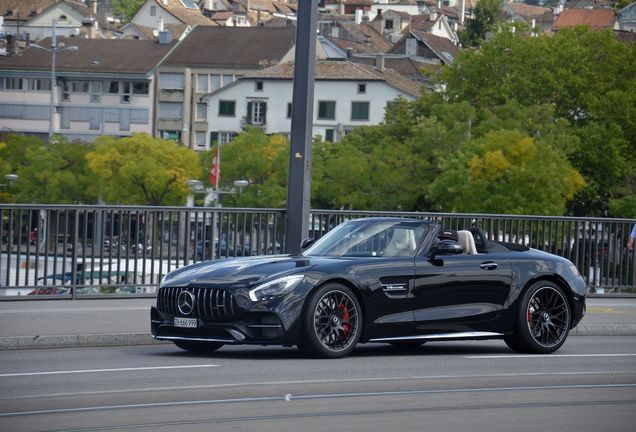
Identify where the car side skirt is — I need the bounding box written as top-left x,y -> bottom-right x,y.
368,331 -> 504,342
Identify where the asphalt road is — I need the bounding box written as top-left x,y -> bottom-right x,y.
1,336 -> 635,432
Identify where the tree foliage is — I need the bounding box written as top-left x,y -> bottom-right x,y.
442,27 -> 636,216
429,130 -> 585,215
459,0 -> 503,47
110,0 -> 145,23
213,128 -> 290,208
0,134 -> 98,204
86,133 -> 199,206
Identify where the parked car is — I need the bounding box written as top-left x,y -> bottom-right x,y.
152,218 -> 586,358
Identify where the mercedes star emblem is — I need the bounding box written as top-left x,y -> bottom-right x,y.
177,290 -> 196,316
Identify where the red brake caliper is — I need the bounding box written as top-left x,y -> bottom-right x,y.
339,304 -> 350,335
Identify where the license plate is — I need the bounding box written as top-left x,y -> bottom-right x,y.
174,317 -> 197,328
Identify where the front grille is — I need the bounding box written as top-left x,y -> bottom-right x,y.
157,287 -> 236,320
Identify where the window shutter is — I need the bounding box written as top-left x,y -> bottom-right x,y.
262,103 -> 267,124
247,101 -> 253,124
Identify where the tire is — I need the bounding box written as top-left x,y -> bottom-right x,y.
505,281 -> 571,354
299,284 -> 362,359
173,340 -> 223,354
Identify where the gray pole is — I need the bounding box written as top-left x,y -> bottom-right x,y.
48,19 -> 57,141
285,0 -> 317,255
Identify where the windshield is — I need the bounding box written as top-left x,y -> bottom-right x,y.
303,219 -> 429,258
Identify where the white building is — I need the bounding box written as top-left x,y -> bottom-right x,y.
201,60 -> 421,145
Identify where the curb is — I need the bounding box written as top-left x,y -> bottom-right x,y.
1,325 -> 636,350
0,333 -> 168,351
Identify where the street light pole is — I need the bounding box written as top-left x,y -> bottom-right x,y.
48,19 -> 57,140
32,19 -> 77,142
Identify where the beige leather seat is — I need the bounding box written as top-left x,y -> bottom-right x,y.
457,230 -> 478,255
384,229 -> 416,257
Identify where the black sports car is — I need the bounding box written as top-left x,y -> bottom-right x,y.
151,218 -> 586,358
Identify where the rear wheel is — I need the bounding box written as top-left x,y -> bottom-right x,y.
299,284 -> 362,359
173,340 -> 223,354
505,281 -> 571,354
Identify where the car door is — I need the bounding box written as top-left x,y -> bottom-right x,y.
411,252 -> 512,334
351,257 -> 417,341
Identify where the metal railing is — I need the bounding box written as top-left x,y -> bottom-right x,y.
1,205 -> 635,298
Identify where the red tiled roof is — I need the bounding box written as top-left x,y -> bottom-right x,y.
553,9 -> 616,30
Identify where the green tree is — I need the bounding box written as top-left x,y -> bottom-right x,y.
213,128 -> 290,208
441,27 -> 636,215
459,0 -> 503,47
110,0 -> 145,22
86,133 -> 199,205
429,130 -> 585,215
0,134 -> 98,204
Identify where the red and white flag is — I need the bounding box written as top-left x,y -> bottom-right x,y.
208,146 -> 220,190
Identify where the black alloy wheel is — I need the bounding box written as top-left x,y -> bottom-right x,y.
505,281 -> 571,354
173,340 -> 224,354
300,284 -> 362,358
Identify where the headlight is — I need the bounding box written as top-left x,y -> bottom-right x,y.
248,275 -> 304,302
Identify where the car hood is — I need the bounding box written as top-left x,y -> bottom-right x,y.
161,255 -> 326,289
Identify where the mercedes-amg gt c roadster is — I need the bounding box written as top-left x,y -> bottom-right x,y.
151,218 -> 586,358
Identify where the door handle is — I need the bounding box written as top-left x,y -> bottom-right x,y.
480,262 -> 498,270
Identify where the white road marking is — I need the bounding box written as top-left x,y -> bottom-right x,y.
2,371 -> 635,401
466,353 -> 636,359
2,383 -> 635,417
0,364 -> 219,378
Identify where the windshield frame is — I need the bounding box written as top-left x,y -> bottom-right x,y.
302,218 -> 431,258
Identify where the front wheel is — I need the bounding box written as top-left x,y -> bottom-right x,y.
299,284 -> 362,359
173,340 -> 223,354
505,281 -> 571,354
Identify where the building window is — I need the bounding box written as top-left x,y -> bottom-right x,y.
0,77 -> 24,90
385,19 -> 394,30
357,83 -> 366,94
211,74 -> 221,91
159,73 -> 184,90
161,130 -> 181,141
132,82 -> 149,95
287,102 -> 292,119
150,5 -> 156,16
325,129 -> 335,142
219,100 -> 235,117
120,81 -> 131,103
255,81 -> 264,91
197,74 -> 208,93
196,103 -> 207,120
107,81 -> 119,94
90,81 -> 102,103
248,101 -> 266,125
195,131 -> 206,148
351,101 -> 370,121
159,102 -> 183,119
219,132 -> 236,144
28,79 -> 50,91
317,101 -> 336,120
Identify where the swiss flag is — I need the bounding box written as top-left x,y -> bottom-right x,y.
208,146 -> 220,189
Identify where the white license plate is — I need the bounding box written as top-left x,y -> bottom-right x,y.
174,317 -> 197,328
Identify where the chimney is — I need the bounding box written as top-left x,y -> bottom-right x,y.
346,47 -> 353,59
375,53 -> 385,72
338,0 -> 345,15
159,30 -> 172,44
331,25 -> 340,38
429,11 -> 438,21
89,0 -> 98,14
355,9 -> 363,24
405,37 -> 417,56
460,0 -> 465,25
6,34 -> 16,56
157,17 -> 164,32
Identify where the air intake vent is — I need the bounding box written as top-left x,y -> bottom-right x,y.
157,287 -> 236,320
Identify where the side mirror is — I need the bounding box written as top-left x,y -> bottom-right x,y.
300,238 -> 315,250
431,240 -> 464,256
